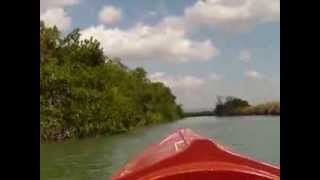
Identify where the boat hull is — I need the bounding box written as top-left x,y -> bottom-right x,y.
111,129 -> 280,180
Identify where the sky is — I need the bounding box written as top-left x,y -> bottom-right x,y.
40,0 -> 280,111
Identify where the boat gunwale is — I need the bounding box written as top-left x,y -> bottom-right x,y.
137,161 -> 279,180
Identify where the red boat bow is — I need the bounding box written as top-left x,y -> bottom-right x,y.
111,128 -> 280,180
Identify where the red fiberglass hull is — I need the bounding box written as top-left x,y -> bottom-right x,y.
111,128 -> 280,180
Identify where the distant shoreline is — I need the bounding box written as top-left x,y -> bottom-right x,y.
183,101 -> 280,118
183,112 -> 280,118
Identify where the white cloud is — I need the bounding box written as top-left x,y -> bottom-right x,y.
149,72 -> 166,80
148,11 -> 157,17
40,0 -> 79,12
148,72 -> 278,110
149,72 -> 222,87
80,22 -> 218,63
239,49 -> 251,63
40,8 -> 71,31
245,70 -> 263,79
208,73 -> 222,81
149,72 -> 205,88
184,0 -> 280,31
159,16 -> 186,35
98,6 -> 122,25
40,0 -> 80,31
149,72 -> 208,110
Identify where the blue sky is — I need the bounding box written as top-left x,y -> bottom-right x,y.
40,0 -> 280,110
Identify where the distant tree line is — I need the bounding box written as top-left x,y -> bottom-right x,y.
40,22 -> 183,142
182,111 -> 215,117
213,96 -> 280,116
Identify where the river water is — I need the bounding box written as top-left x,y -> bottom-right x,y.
40,116 -> 280,180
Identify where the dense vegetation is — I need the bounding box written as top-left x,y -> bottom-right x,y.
237,102 -> 280,116
182,111 -> 214,117
40,22 -> 183,142
213,96 -> 280,116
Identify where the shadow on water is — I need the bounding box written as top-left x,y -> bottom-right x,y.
41,116 -> 279,180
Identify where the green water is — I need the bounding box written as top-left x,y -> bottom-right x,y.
40,116 -> 280,180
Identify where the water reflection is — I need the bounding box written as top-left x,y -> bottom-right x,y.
41,116 -> 280,180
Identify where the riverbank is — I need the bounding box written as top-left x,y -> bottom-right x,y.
183,102 -> 280,117
183,111 -> 215,117
228,102 -> 280,116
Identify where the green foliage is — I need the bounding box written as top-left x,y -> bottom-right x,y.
213,96 -> 280,116
40,22 -> 183,142
213,96 -> 250,116
240,102 -> 280,115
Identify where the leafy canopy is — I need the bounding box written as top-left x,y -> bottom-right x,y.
40,21 -> 183,142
